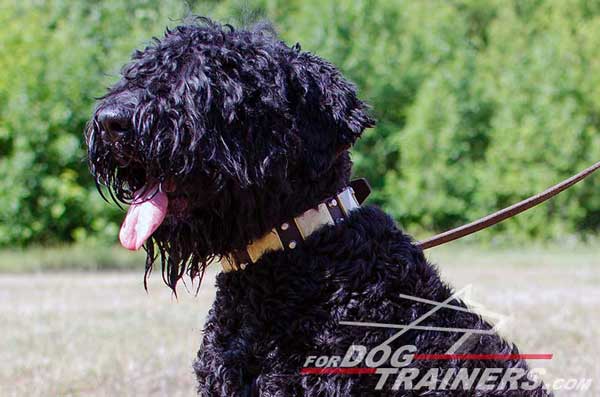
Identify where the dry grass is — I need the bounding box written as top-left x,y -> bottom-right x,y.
0,270 -> 218,397
429,246 -> 600,396
1,245 -> 599,396
0,245 -> 145,273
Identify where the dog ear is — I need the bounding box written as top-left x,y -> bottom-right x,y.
287,52 -> 375,177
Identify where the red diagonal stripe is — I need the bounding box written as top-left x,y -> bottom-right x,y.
414,353 -> 553,360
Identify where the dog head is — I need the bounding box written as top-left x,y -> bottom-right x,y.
85,17 -> 374,289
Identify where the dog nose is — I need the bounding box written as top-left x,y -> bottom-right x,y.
97,105 -> 132,142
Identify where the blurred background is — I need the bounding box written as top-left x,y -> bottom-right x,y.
0,0 -> 599,396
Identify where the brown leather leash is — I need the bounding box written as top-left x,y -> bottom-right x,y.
416,160 -> 600,250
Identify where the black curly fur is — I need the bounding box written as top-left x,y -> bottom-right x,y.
86,17 -> 373,290
195,207 -> 550,396
86,17 -> 551,396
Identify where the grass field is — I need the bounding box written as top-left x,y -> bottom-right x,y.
1,245 -> 599,396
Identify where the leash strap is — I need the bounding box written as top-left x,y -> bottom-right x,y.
417,160 -> 600,250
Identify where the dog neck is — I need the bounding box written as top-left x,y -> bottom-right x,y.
222,179 -> 371,272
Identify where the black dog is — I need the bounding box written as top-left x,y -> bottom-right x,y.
86,18 -> 551,396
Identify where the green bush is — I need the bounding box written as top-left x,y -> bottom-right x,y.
1,0 -> 599,248
0,0 -> 206,246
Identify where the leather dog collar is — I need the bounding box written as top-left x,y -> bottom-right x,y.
222,179 -> 371,272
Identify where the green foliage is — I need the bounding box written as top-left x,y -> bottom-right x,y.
0,0 -> 208,246
0,0 -> 599,247
250,0 -> 600,240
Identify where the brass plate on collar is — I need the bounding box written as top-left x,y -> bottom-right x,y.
247,230 -> 284,263
221,255 -> 237,272
337,188 -> 359,217
294,203 -> 334,239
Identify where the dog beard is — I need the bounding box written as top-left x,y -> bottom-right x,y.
144,217 -> 217,293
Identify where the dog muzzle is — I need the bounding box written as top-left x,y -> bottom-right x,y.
222,179 -> 371,272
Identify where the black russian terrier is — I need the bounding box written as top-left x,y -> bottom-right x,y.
86,18 -> 551,396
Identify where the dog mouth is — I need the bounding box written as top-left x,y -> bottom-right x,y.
119,184 -> 169,250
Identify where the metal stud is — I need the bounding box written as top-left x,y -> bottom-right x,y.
329,199 -> 338,207
288,240 -> 297,249
281,222 -> 289,231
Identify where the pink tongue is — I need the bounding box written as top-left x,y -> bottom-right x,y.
119,185 -> 169,251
